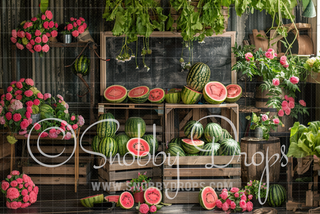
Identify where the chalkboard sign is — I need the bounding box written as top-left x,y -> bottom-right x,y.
100,32 -> 236,95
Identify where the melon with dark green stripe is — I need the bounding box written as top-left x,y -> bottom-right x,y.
204,123 -> 223,143
184,120 -> 204,140
74,55 -> 90,76
165,89 -> 181,104
187,153 -> 199,156
104,85 -> 127,103
186,62 -> 211,91
203,81 -> 227,104
80,194 -> 104,207
181,86 -> 202,104
199,143 -> 220,156
125,117 -> 146,138
168,137 -> 183,148
267,184 -> 286,207
166,145 -> 186,156
128,86 -> 150,103
142,135 -> 159,155
181,139 -> 205,154
218,138 -> 240,156
219,129 -> 232,142
99,137 -> 118,158
115,133 -> 130,156
97,113 -> 117,138
91,135 -> 101,152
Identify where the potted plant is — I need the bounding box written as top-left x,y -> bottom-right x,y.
216,187 -> 253,212
61,17 -> 91,43
245,180 -> 268,207
127,172 -> 151,203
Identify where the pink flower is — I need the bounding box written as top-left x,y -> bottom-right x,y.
51,30 -> 58,37
49,21 -> 54,28
72,124 -> 78,130
18,184 -> 23,189
70,17 -> 75,21
280,56 -> 287,65
24,182 -> 29,188
289,101 -> 295,109
29,191 -> 37,203
16,43 -> 24,50
10,81 -> 17,85
37,93 -> 43,99
23,22 -> 29,29
1,181 -> 9,191
299,100 -> 306,107
64,132 -> 72,140
55,23 -> 58,28
241,194 -> 247,201
150,205 -> 157,213
12,29 -> 17,38
67,24 -> 73,31
31,17 -> 37,21
7,175 -> 12,179
26,107 -> 32,114
40,132 -> 49,138
30,39 -> 35,45
26,101 -> 33,107
283,62 -> 289,68
265,51 -> 274,59
278,109 -> 284,117
34,44 -> 42,52
16,177 -> 23,183
19,130 -> 27,135
49,132 -> 58,139
57,94 -> 64,100
33,99 -> 40,105
46,32 -> 51,37
5,112 -> 12,120
20,119 -> 30,129
79,17 -> 85,21
285,108 -> 291,115
76,19 -> 82,26
222,202 -> 229,211
230,201 -> 236,209
239,199 -> 246,209
16,81 -> 23,89
13,113 -> 22,122
35,29 -> 41,36
44,93 -> 51,100
72,30 -> 79,37
25,32 -> 32,40
6,201 -> 11,209
261,114 -> 268,122
0,116 -> 5,125
61,120 -> 67,126
45,10 -> 53,20
216,199 -> 222,208
246,201 -> 253,212
42,35 -> 48,43
6,187 -> 20,200
273,118 -> 280,124
24,90 -> 33,97
7,86 -> 13,92
25,78 -> 34,86
35,37 -> 41,43
11,37 -> 17,43
73,22 -> 77,27
83,23 -> 87,29
272,78 -> 280,86
34,123 -> 41,130
78,25 -> 85,34
42,44 -> 50,53
290,76 -> 299,84
248,194 -> 253,200
268,48 -> 274,52
10,201 -> 21,209
41,14 -> 46,20
234,192 -> 239,198
230,187 -> 239,193
21,203 -> 30,208
71,115 -> 75,121
282,101 -> 288,109
33,186 -> 39,194
226,199 -> 232,205
220,191 -> 228,200
10,180 -> 18,187
23,195 -> 29,202
18,31 -> 25,38
245,52 -> 253,61
139,203 -> 150,214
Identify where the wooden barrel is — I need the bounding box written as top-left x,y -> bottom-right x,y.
255,86 -> 293,133
241,137 -> 281,184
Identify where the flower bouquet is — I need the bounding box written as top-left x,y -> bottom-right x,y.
127,172 -> 151,203
137,203 -> 164,214
62,17 -> 93,42
245,180 -> 267,207
11,10 -> 58,56
216,187 -> 253,213
1,170 -> 38,209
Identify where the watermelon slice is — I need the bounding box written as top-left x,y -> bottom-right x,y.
203,81 -> 227,104
80,194 -> 104,207
181,86 -> 202,104
118,192 -> 134,209
105,195 -> 120,203
104,85 -> 127,103
148,88 -> 165,103
128,86 -> 150,103
199,186 -> 218,210
181,139 -> 205,154
127,138 -> 150,158
225,84 -> 242,103
144,187 -> 162,205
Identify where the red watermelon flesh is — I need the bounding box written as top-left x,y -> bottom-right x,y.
201,187 -> 218,210
127,138 -> 150,157
144,187 -> 162,205
148,88 -> 165,103
104,85 -> 127,103
206,82 -> 226,100
118,192 -> 134,209
128,86 -> 149,97
226,84 -> 242,103
105,195 -> 119,203
182,139 -> 204,145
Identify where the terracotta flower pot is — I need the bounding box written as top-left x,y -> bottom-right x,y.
134,191 -> 145,203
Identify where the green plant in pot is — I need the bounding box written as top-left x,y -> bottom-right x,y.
127,172 -> 151,203
245,180 -> 267,206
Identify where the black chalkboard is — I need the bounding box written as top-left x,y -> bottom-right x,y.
104,33 -> 234,91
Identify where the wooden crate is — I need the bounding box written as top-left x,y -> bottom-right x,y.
163,155 -> 241,204
97,156 -> 162,193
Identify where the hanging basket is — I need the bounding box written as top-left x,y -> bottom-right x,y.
77,30 -> 94,43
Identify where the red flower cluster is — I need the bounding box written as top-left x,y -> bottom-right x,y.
1,171 -> 38,209
278,95 -> 306,117
11,10 -> 58,55
63,17 -> 88,37
216,188 -> 253,212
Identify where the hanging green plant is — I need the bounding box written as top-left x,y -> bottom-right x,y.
103,0 -> 167,69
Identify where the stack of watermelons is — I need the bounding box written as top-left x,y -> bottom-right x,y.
92,113 -> 158,158
166,120 -> 240,156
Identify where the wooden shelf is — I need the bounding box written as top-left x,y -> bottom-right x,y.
49,41 -> 97,49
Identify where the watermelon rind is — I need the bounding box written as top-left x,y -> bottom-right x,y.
125,117 -> 146,138
144,187 -> 162,205
118,192 -> 134,209
115,133 -> 130,156
166,145 -> 186,156
187,153 -> 199,156
219,129 -> 232,142
267,184 -> 286,207
126,138 -> 150,158
104,85 -> 127,103
199,186 -> 218,210
225,84 -> 242,103
97,113 -> 117,138
184,120 -> 204,140
218,138 -> 240,156
199,143 -> 220,156
181,86 -> 202,104
203,81 -> 227,104
74,55 -> 90,76
181,139 -> 205,154
148,88 -> 165,103
80,194 -> 104,207
142,135 -> 159,155
186,62 -> 211,91
91,135 -> 101,152
204,123 -> 223,143
128,86 -> 150,103
99,137 -> 118,158
165,92 -> 181,104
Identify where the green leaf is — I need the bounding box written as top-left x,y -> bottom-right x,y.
287,142 -> 308,158
40,0 -> 49,13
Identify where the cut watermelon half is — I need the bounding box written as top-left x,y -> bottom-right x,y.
128,86 -> 150,103
181,139 -> 205,154
105,195 -> 120,203
225,84 -> 242,103
118,192 -> 134,209
144,187 -> 162,205
127,138 -> 150,158
203,81 -> 227,104
148,88 -> 165,103
104,85 -> 127,103
80,194 -> 104,207
199,186 -> 218,210
181,86 -> 202,104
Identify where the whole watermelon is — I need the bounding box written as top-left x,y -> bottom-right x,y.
74,55 -> 90,76
267,184 -> 286,207
204,123 -> 223,143
115,133 -> 130,156
168,137 -> 183,148
186,62 -> 211,91
184,120 -> 203,139
91,135 -> 101,152
97,113 -> 117,138
199,143 -> 220,156
142,135 -> 159,155
218,139 -> 240,156
99,137 -> 118,158
125,117 -> 146,138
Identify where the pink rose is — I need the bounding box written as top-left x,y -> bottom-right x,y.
239,199 -> 246,209
7,175 -> 12,179
76,19 -> 82,26
278,109 -> 284,117
10,201 -> 21,209
248,194 -> 253,200
13,113 -> 22,122
51,30 -> 58,38
73,22 -> 77,27
72,30 -> 79,37
16,178 -> 23,183
41,14 -> 46,20
78,25 -> 85,34
19,130 -> 27,135
61,120 -> 67,126
6,201 -> 11,209
234,192 -> 239,198
60,126 -> 65,131
46,32 -> 51,37
25,78 -> 34,86
272,78 -> 280,86
22,175 -> 30,184
10,180 -> 18,187
285,108 -> 291,115
26,101 -> 33,107
79,17 -> 85,21
34,123 -> 41,130
31,17 -> 37,21
261,114 -> 268,122
12,29 -> 17,38
222,202 -> 229,211
71,115 -> 75,121
44,93 -> 51,100
27,186 -> 32,192
10,81 -> 16,85
72,124 -> 78,130
49,128 -> 56,134
299,100 -> 306,107
40,132 -> 49,138
280,56 -> 287,65
55,23 -> 58,28
29,191 -> 37,203
230,201 -> 236,209
45,10 -> 53,20
33,99 -> 40,106
30,39 -> 35,45
35,29 -> 41,36
6,187 -> 20,200
18,184 -> 23,189
282,101 -> 288,109
220,191 -> 228,200
1,181 -> 9,191
67,24 -> 73,31
24,182 -> 29,188
216,199 -> 222,208
11,37 -> 17,43
20,119 -> 30,129
289,101 -> 295,109
230,187 -> 239,193
18,31 -> 25,38
246,201 -> 253,212
49,21 -> 54,28
33,186 -> 39,195
24,90 -> 33,97
288,97 -> 294,102
23,195 -> 29,202
83,23 -> 87,29
150,205 -> 157,213
42,44 -> 50,53
268,48 -> 274,52
7,86 -> 13,92
226,199 -> 232,205
64,132 -> 72,140
273,118 -> 280,124
35,37 -> 41,43
16,43 -> 24,50
34,44 -> 42,52
245,52 -> 253,61
5,112 -> 12,120
23,22 -> 29,29
290,76 -> 299,84
26,32 -> 32,40
37,93 -> 43,99
42,35 -> 48,43
15,90 -> 22,95
70,17 -> 75,21
241,194 -> 247,201
139,203 -> 149,214
265,51 -> 274,59
16,81 -> 23,89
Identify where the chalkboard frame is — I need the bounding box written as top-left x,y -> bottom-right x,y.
100,31 -> 237,95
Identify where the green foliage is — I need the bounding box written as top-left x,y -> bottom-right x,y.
245,180 -> 267,199
40,0 -> 49,13
127,171 -> 151,194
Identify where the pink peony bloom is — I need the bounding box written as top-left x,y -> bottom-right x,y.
64,132 -> 72,140
18,31 -> 25,38
240,199 -> 246,209
11,100 -> 23,111
0,116 -> 5,125
78,25 -> 85,34
241,194 -> 247,201
60,126 -> 66,131
7,86 -> 13,92
72,30 -> 79,37
30,39 -> 35,45
10,180 -> 18,187
6,93 -> 12,101
299,100 -> 306,107
73,22 -> 77,27
26,101 -> 33,107
290,76 -> 299,84
234,192 -> 239,198
5,112 -> 12,120
77,115 -> 85,127
46,32 -> 51,37
6,187 -> 20,200
35,37 -> 41,43
10,201 -> 21,209
272,78 -> 280,86
19,130 -> 27,135
45,10 -> 53,20
26,32 -> 32,40
285,108 -> 291,115
230,187 -> 239,193
44,93 -> 51,100
280,56 -> 287,65
16,81 -> 23,89
33,186 -> 39,195
261,114 -> 268,122
55,23 -> 58,28
278,109 -> 284,117
42,35 -> 48,43
34,123 -> 41,130
49,132 -> 58,138
283,62 -> 289,68
31,17 -> 37,21
230,201 -> 236,209
71,115 -> 75,121
33,99 -> 40,106
22,175 -> 30,184
13,113 -> 22,122
34,44 -> 42,52
51,30 -> 58,38
57,94 -> 64,100
222,202 -> 229,211
150,205 -> 157,213
1,181 -> 9,191
16,43 -> 24,50
49,21 -> 54,28
61,120 -> 67,126
70,17 -> 75,21
289,101 -> 295,109
29,191 -> 37,204
216,199 -> 222,208
7,175 -> 12,179
282,101 -> 288,109
265,51 -> 274,59
16,178 -> 23,183
35,30 -> 41,36
11,37 -> 17,43
245,52 -> 253,61
76,19 -> 82,26
37,93 -> 43,99
83,23 -> 87,29
18,184 -> 23,189
220,191 -> 228,200
41,14 -> 46,20
24,90 -> 33,97
42,44 -> 50,53
25,78 -> 34,86
67,24 -> 73,31
273,118 -> 280,124
12,29 -> 17,38
246,201 -> 253,212
23,195 -> 29,202
139,203 -> 149,214
248,194 -> 253,200
20,119 -> 30,130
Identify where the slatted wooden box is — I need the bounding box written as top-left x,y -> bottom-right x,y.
97,156 -> 162,193
163,155 -> 241,204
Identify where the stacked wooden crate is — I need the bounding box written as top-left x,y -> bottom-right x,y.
0,129 -> 11,178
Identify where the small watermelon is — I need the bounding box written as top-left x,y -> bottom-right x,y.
91,135 -> 101,152
225,84 -> 242,103
97,113 -> 117,138
186,62 -> 211,91
181,139 -> 205,154
80,194 -> 104,207
219,129 -> 232,142
144,187 -> 162,205
165,89 -> 181,103
104,85 -> 127,103
199,187 -> 218,210
199,143 -> 220,156
218,138 -> 240,156
127,138 -> 150,158
74,55 -> 90,76
118,192 -> 134,209
181,86 -> 202,104
148,88 -> 165,103
184,120 -> 204,140
125,117 -> 146,138
128,86 -> 150,103
142,135 -> 159,155
203,81 -> 227,104
166,145 -> 186,156
115,133 -> 130,156
99,137 -> 118,158
168,137 -> 183,148
267,184 -> 286,207
204,123 -> 223,143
